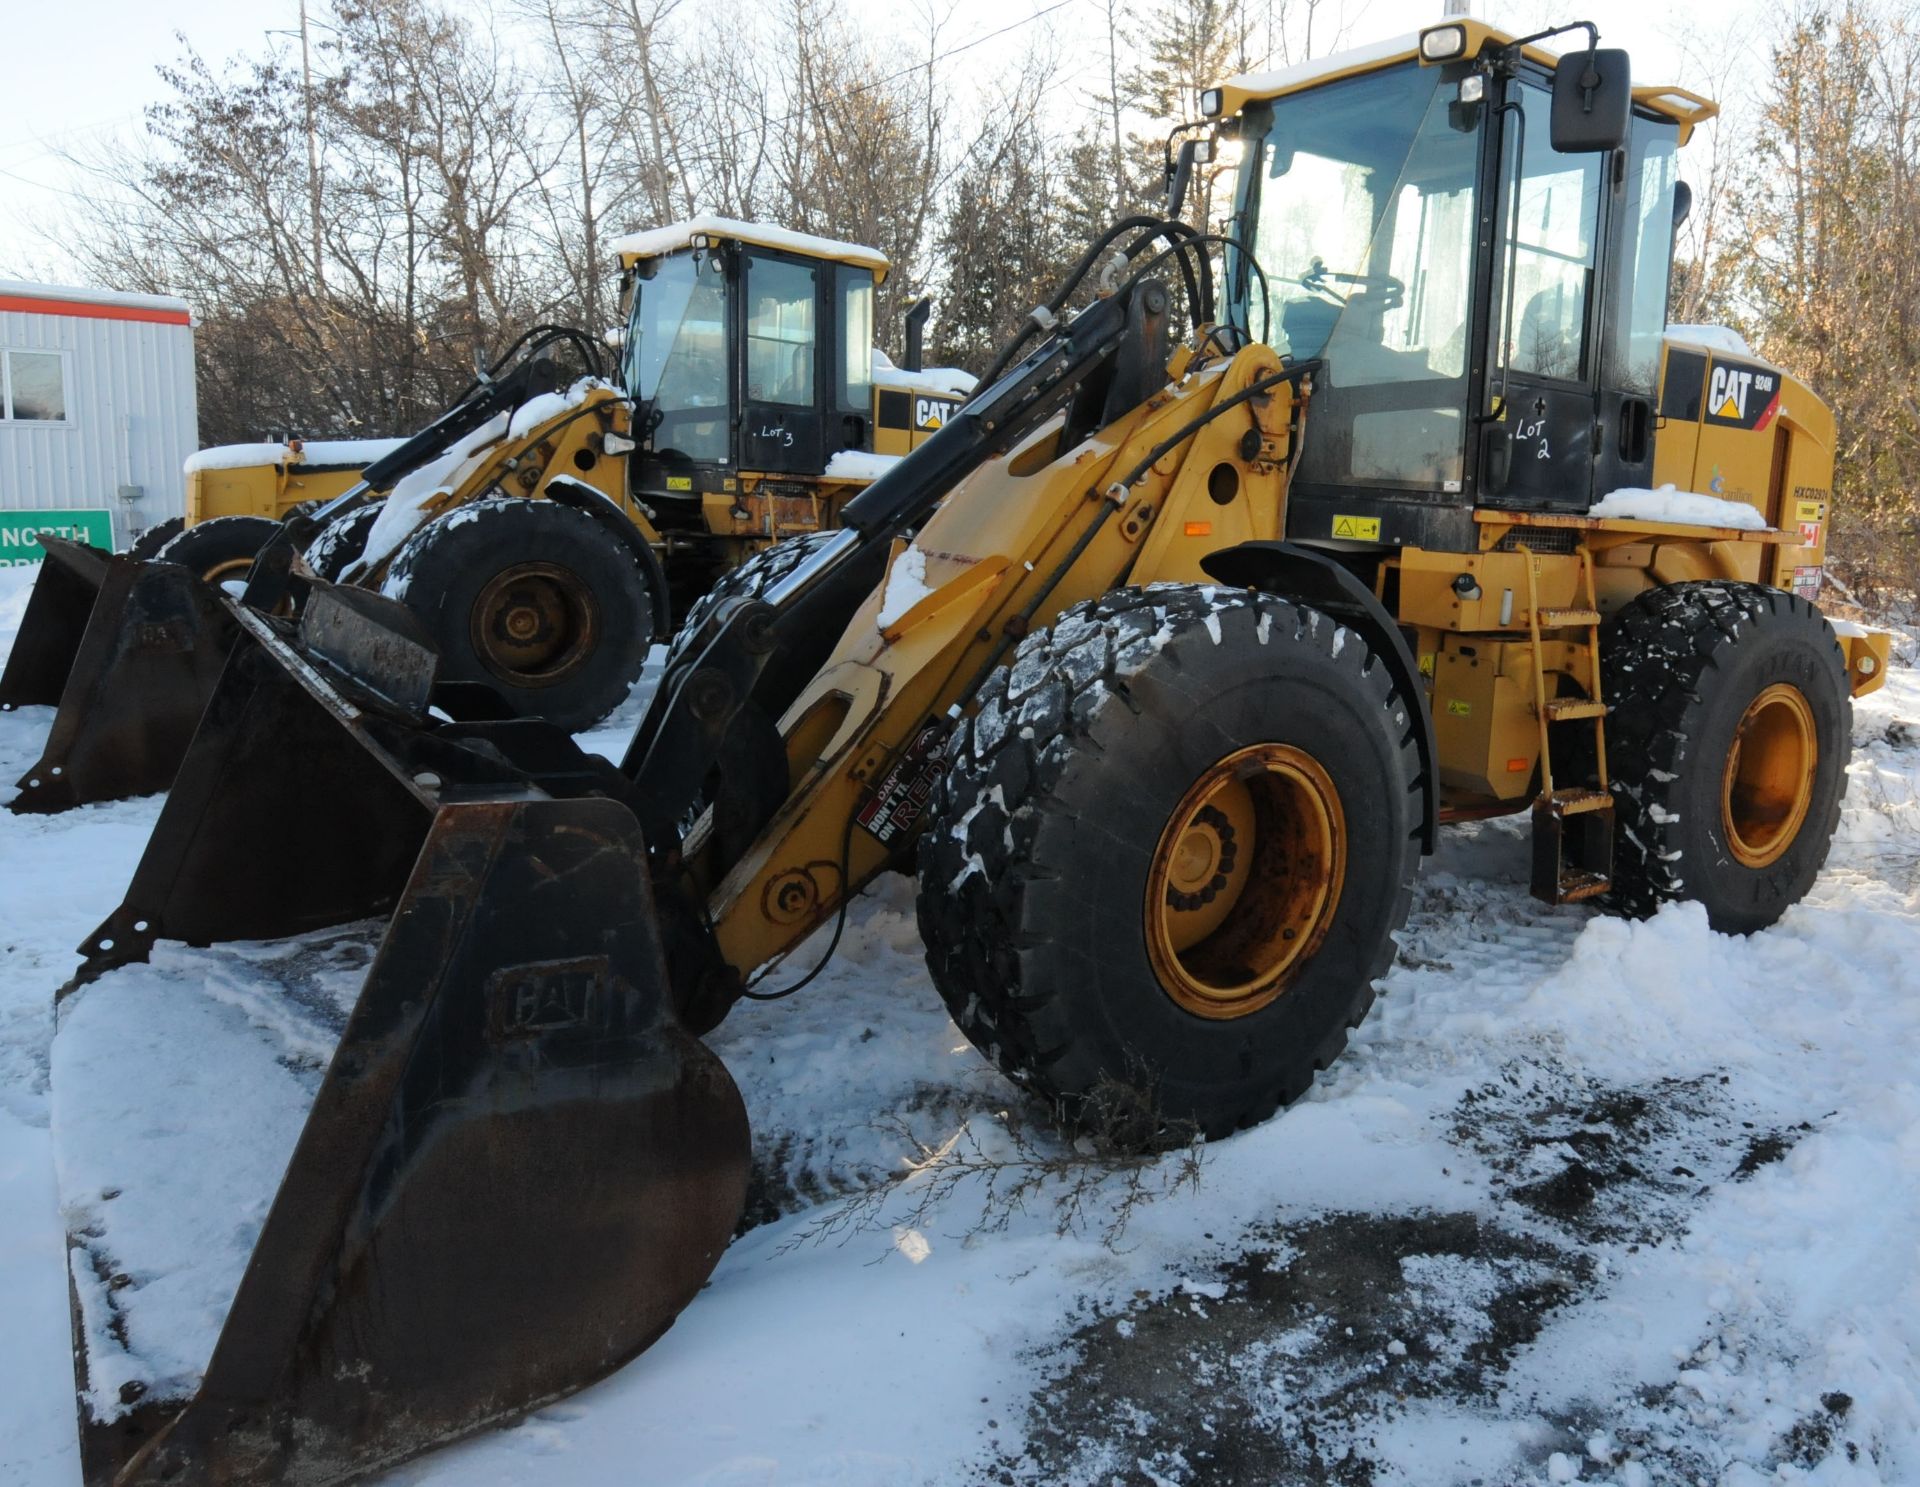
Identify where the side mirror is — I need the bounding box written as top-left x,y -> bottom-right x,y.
1165,137 -> 1214,220
1550,47 -> 1631,153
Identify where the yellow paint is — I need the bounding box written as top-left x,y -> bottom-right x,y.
1210,21 -> 1716,143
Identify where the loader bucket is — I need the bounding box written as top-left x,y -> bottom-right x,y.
5,537 -> 239,815
0,534 -> 109,707
54,587 -> 751,1487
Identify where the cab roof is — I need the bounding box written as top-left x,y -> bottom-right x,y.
1212,20 -> 1719,144
608,214 -> 891,281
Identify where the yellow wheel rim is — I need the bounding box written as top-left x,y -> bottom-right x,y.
1721,683 -> 1818,869
1144,743 -> 1345,1020
470,562 -> 599,687
200,554 -> 256,595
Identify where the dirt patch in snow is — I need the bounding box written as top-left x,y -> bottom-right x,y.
987,1059 -> 1845,1487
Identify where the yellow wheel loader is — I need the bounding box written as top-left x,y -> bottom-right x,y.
0,220 -> 968,809
44,20 -> 1892,1486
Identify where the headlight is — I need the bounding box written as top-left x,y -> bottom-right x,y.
1419,23 -> 1467,60
1200,87 -> 1224,117
1458,73 -> 1486,103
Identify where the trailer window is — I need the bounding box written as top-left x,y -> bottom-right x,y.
746,256 -> 817,407
3,350 -> 67,422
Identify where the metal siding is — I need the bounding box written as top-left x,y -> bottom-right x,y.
0,305 -> 196,548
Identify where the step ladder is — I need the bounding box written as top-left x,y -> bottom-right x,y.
1520,547 -> 1614,905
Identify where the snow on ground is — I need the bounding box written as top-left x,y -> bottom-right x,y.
2,557 -> 1919,1485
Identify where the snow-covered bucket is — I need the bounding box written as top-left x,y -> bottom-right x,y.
47,583 -> 749,1487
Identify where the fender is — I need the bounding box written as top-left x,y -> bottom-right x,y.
543,476 -> 673,639
1201,540 -> 1438,852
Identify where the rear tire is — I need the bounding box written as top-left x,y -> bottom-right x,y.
157,515 -> 282,594
304,504 -> 382,583
916,584 -> 1425,1139
1601,581 -> 1849,933
380,496 -> 652,731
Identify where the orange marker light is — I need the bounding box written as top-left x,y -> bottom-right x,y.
1184,521 -> 1212,537
1506,758 -> 1530,772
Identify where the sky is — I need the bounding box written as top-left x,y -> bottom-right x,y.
0,0 -> 1757,286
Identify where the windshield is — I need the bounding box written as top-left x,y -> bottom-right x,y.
1232,63 -> 1481,489
623,249 -> 730,464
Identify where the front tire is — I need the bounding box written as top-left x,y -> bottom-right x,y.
380,496 -> 653,731
1601,581 -> 1849,933
916,584 -> 1426,1139
304,504 -> 382,582
156,515 -> 281,594
663,530 -> 838,673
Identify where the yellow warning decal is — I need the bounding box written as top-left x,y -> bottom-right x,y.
1794,499 -> 1823,523
666,476 -> 693,491
1418,652 -> 1436,678
1446,699 -> 1471,717
1332,514 -> 1381,541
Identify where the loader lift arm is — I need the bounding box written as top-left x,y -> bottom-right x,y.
239,326 -> 610,613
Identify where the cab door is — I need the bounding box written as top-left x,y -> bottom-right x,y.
739,252 -> 826,475
1484,79 -> 1608,510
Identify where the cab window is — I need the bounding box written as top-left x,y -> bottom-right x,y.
1605,118 -> 1681,394
746,256 -> 818,407
837,266 -> 875,414
1500,84 -> 1604,383
624,250 -> 729,465
1240,63 -> 1482,489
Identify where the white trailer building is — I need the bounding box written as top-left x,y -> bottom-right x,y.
0,281 -> 196,562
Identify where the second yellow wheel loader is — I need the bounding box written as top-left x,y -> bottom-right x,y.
0,220 -> 967,810
43,19 -> 1892,1487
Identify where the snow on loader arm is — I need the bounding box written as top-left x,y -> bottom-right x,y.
3,326 -> 609,818
56,580 -> 749,1487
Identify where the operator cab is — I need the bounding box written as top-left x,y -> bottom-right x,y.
612,217 -> 893,507
1215,21 -> 1717,551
